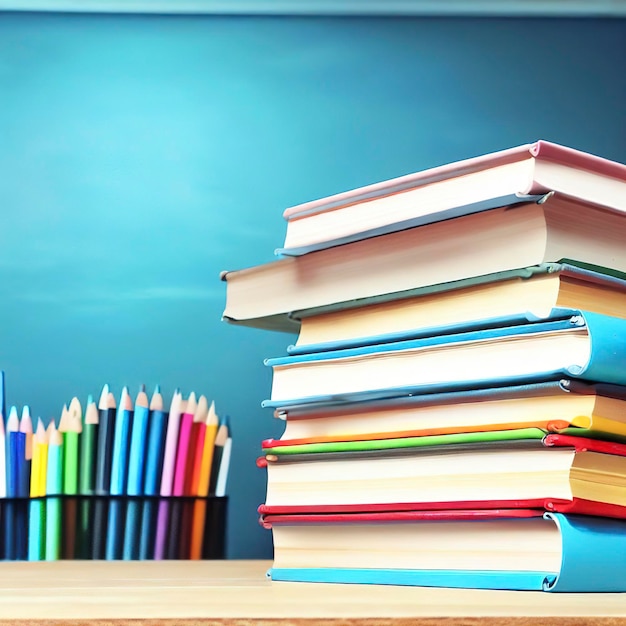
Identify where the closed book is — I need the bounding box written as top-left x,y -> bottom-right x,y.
259,432 -> 626,518
262,380 -> 626,447
264,510 -> 626,592
289,263 -> 626,354
222,195 -> 626,333
265,311 -> 626,404
279,140 -> 626,255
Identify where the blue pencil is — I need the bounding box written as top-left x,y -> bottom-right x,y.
6,406 -> 19,499
28,499 -> 45,561
126,387 -> 150,496
110,387 -> 133,495
122,499 -> 140,560
143,386 -> 167,496
105,498 -> 124,560
138,498 -> 157,560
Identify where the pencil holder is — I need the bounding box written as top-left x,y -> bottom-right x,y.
0,495 -> 227,561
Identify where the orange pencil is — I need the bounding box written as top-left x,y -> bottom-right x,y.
186,395 -> 208,496
189,401 -> 219,560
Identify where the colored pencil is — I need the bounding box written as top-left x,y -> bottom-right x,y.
173,392 -> 196,497
45,423 -> 63,561
19,405 -> 33,497
79,395 -> 98,495
186,395 -> 208,496
143,386 -> 167,496
91,497 -> 108,560
126,386 -> 149,496
110,387 -> 133,495
215,436 -> 232,497
138,498 -> 157,560
0,413 -> 6,499
60,398 -> 82,495
95,385 -> 116,495
189,401 -> 219,560
209,419 -> 229,496
28,420 -> 47,561
6,406 -> 19,498
105,498 -> 125,560
154,391 -> 182,560
160,391 -> 182,498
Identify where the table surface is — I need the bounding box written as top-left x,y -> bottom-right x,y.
0,560 -> 625,623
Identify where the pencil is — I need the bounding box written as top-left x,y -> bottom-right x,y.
189,401 -> 219,560
60,398 -> 82,495
79,395 -> 98,495
209,418 -> 229,496
122,498 -> 140,560
19,405 -> 33,498
95,385 -> 116,495
126,386 -> 149,496
78,395 -> 98,559
143,385 -> 167,496
154,391 -> 182,560
139,498 -> 157,560
6,406 -> 19,499
0,414 -> 6,499
45,423 -> 63,561
28,421 -> 47,561
110,386 -> 133,495
159,391 -> 182,498
215,436 -> 232,497
173,392 -> 196,497
39,420 -> 49,499
186,395 -> 208,496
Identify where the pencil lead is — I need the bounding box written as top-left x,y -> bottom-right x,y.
7,406 -> 19,429
140,383 -> 146,393
154,384 -> 161,394
21,405 -> 31,421
87,394 -> 93,405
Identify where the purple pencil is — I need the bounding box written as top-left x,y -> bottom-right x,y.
153,499 -> 169,561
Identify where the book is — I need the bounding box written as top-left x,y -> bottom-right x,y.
289,263 -> 626,354
222,195 -> 626,333
263,510 -> 626,592
259,431 -> 626,518
264,311 -> 626,404
262,380 -> 626,446
279,140 -> 626,255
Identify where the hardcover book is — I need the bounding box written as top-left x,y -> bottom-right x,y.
264,510 -> 626,592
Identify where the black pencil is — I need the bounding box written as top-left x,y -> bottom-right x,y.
94,385 -> 116,495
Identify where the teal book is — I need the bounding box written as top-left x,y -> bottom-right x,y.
265,511 -> 626,592
265,311 -> 626,405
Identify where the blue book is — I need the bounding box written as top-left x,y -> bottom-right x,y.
266,512 -> 626,592
264,310 -> 626,406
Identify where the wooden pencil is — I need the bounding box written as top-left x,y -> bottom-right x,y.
126,386 -> 149,496
186,395 -> 208,496
173,392 -> 196,497
45,423 -> 63,561
95,385 -> 116,495
189,401 -> 219,560
154,391 -> 183,560
110,386 -> 133,495
60,398 -> 82,495
79,395 -> 98,495
0,415 -> 6,499
143,386 -> 167,496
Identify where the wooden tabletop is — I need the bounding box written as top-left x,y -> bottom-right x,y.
0,560 -> 625,624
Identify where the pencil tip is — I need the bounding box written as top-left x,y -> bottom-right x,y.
155,384 -> 161,394
87,394 -> 93,405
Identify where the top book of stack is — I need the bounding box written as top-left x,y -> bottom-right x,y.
278,140 -> 626,256
222,141 -> 626,333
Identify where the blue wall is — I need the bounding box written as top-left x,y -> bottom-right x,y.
0,13 -> 624,558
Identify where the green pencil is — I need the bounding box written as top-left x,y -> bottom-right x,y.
60,399 -> 82,495
45,423 -> 63,561
79,395 -> 98,495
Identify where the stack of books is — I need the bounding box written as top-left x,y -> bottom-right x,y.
222,140 -> 626,592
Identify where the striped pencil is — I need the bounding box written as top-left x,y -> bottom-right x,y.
45,423 -> 64,561
172,392 -> 196,497
126,386 -> 150,496
189,401 -> 219,560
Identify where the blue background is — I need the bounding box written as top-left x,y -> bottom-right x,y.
0,12 -> 625,558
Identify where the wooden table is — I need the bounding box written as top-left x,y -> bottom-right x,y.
0,560 -> 625,624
